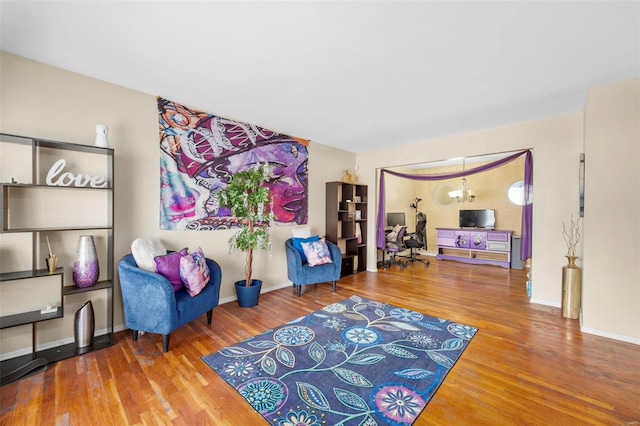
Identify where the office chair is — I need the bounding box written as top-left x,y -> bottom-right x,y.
405,212 -> 430,268
381,226 -> 408,270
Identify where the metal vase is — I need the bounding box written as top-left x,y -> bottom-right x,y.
74,300 -> 95,348
73,235 -> 99,288
562,256 -> 582,319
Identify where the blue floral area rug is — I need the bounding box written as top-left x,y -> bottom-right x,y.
203,295 -> 477,425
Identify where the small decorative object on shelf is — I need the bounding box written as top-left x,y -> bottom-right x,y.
74,300 -> 95,348
45,236 -> 58,273
45,159 -> 108,188
561,215 -> 582,319
73,235 -> 99,288
46,255 -> 58,274
342,169 -> 355,184
94,124 -> 109,148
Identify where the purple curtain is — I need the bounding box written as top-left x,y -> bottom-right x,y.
377,150 -> 533,260
521,151 -> 533,260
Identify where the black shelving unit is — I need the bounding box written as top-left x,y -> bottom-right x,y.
0,133 -> 115,386
325,182 -> 368,276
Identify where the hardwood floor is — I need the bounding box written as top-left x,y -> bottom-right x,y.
1,257 -> 639,425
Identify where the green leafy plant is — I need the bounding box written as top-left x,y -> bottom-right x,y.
217,164 -> 273,287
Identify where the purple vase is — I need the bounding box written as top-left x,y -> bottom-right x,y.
73,235 -> 99,288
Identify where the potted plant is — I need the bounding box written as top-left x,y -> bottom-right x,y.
217,164 -> 273,307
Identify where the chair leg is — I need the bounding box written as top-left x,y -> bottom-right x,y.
132,330 -> 139,341
162,334 -> 170,353
387,253 -> 405,270
207,309 -> 213,324
297,285 -> 302,297
409,247 -> 430,268
332,281 -> 337,292
404,245 -> 430,268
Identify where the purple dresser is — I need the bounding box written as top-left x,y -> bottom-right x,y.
436,228 -> 512,268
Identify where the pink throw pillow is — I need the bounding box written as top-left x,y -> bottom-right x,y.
180,247 -> 210,297
154,248 -> 188,291
301,238 -> 333,267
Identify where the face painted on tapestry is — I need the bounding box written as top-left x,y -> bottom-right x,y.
159,99 -> 309,229
223,142 -> 308,224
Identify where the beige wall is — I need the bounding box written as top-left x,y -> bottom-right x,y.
384,159 -> 524,253
1,52 -> 637,355
359,113 -> 585,304
0,52 -> 356,355
582,79 -> 639,341
359,80 -> 640,344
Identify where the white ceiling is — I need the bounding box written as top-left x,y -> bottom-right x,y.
1,1 -> 638,153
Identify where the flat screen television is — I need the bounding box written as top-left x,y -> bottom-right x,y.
386,212 -> 406,227
459,209 -> 496,229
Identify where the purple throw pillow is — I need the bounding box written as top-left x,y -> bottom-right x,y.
155,248 -> 188,291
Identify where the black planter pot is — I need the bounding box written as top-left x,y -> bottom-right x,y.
235,279 -> 263,308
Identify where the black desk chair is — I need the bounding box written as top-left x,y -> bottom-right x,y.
405,212 -> 430,268
381,226 -> 408,270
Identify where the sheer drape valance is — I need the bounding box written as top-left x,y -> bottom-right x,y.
377,150 -> 533,261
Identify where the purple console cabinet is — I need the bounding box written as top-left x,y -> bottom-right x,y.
469,231 -> 487,250
454,231 -> 470,248
436,228 -> 512,268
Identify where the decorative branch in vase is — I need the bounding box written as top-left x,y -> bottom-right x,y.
562,215 -> 582,265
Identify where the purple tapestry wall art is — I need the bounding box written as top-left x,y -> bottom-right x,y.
157,97 -> 309,230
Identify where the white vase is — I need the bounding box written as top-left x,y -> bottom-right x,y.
95,124 -> 109,148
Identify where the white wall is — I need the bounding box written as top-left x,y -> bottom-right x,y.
582,79 -> 639,342
0,52 -> 356,355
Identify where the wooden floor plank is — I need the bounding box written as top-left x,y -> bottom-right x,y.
1,257 -> 639,425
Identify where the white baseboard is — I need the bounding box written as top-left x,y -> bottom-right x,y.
580,326 -> 640,345
529,298 -> 561,308
218,280 -> 293,305
529,300 -> 639,345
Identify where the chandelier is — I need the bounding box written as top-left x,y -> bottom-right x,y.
448,158 -> 476,203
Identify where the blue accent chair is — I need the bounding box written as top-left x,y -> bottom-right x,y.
285,238 -> 342,296
118,253 -> 222,352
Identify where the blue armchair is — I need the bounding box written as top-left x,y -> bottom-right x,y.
118,253 -> 222,352
285,238 -> 342,296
